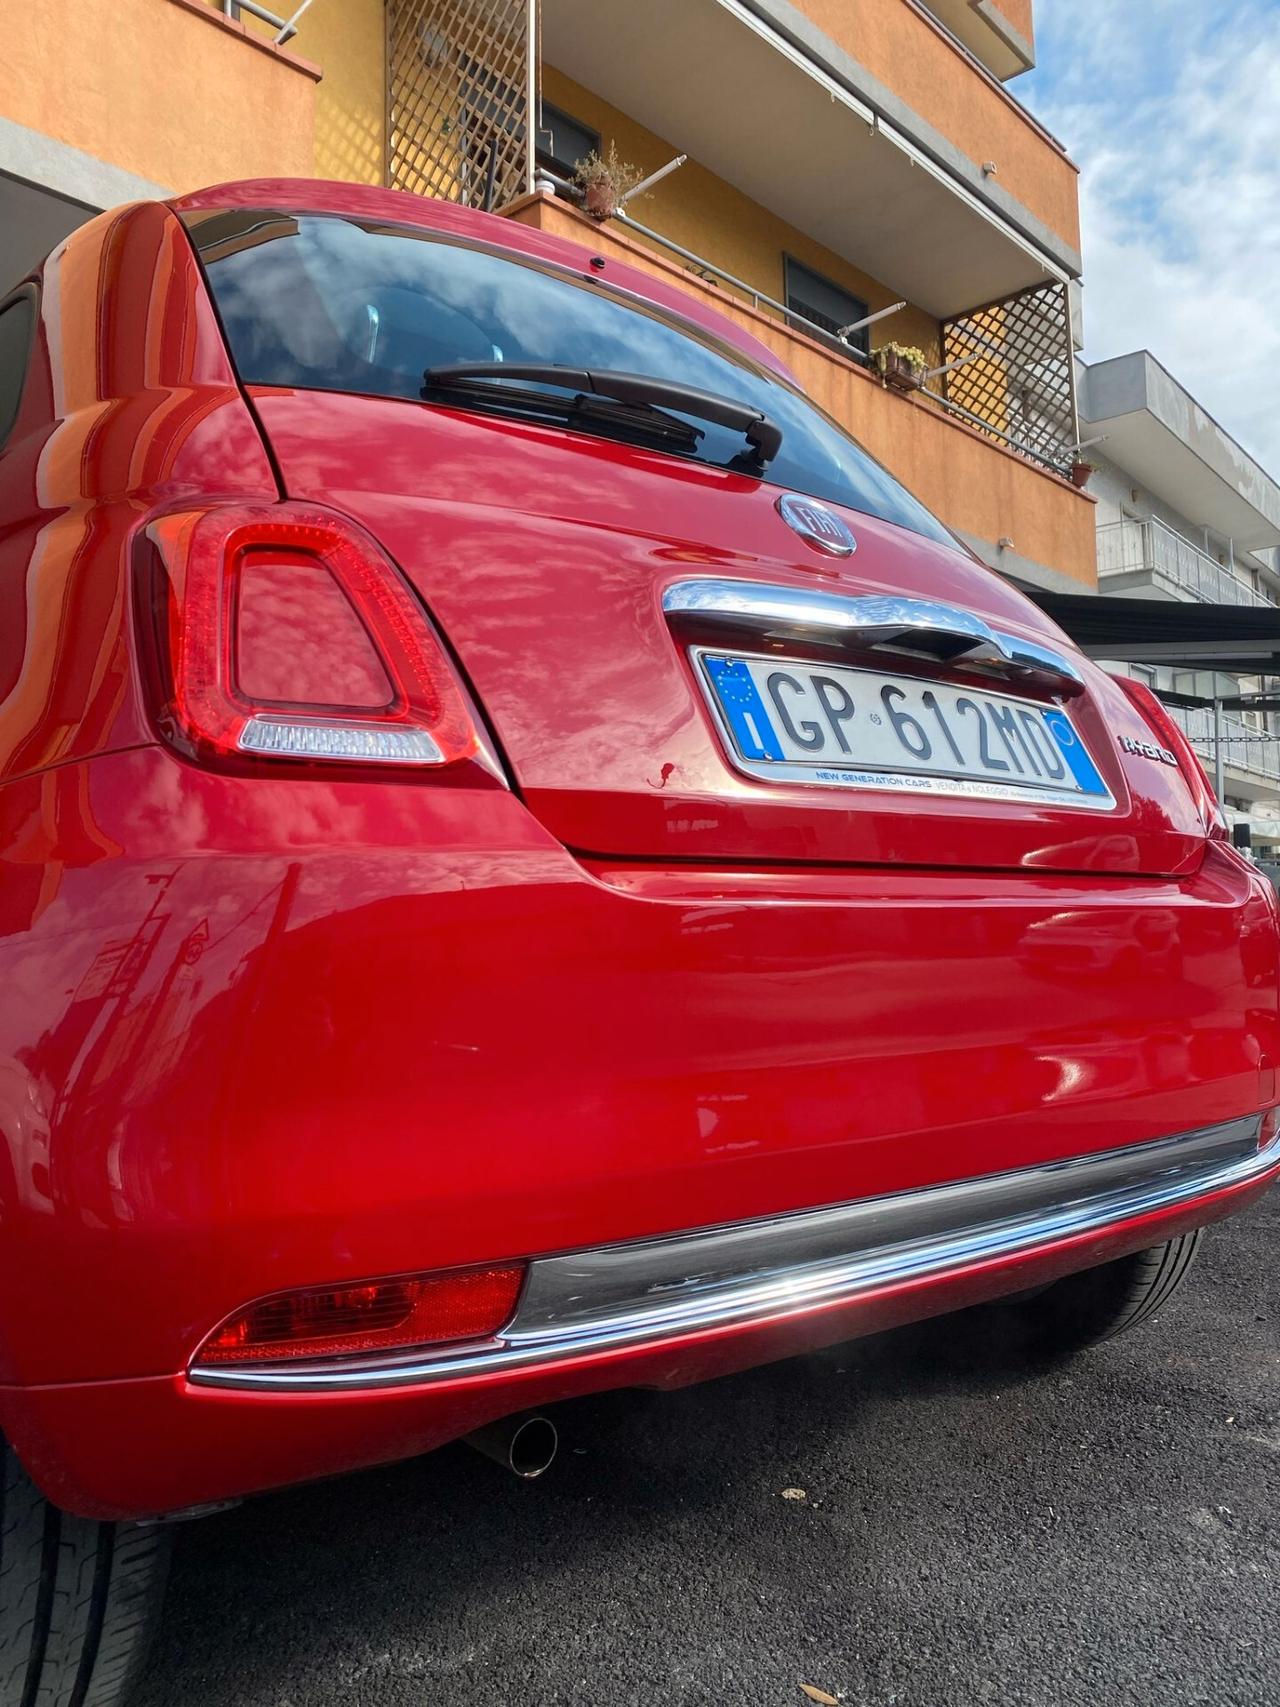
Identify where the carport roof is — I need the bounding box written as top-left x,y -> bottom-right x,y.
1028,591 -> 1280,682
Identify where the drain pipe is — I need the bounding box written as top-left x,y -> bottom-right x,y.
463,1413 -> 559,1479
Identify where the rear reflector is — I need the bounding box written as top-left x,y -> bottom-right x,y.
140,504 -> 478,771
196,1264 -> 527,1365
1112,675 -> 1228,839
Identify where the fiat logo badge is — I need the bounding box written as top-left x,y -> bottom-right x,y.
776,493 -> 856,558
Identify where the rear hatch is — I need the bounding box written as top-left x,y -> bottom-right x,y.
185,201 -> 1208,876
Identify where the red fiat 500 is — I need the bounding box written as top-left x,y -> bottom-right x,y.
2,180 -> 1277,1703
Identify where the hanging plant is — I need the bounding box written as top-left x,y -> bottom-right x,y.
571,143 -> 646,222
873,343 -> 929,392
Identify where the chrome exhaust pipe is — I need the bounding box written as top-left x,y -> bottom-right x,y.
462,1413 -> 558,1479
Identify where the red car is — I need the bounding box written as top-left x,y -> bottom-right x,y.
2,179 -> 1277,1703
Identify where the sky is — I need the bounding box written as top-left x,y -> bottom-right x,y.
1017,0 -> 1280,474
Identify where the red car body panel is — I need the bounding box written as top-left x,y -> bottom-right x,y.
1,183 -> 1277,1520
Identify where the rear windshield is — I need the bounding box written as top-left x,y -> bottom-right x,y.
183,209 -> 956,550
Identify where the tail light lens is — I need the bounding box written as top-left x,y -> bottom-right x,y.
140,504 -> 479,770
195,1263 -> 527,1366
1112,675 -> 1228,839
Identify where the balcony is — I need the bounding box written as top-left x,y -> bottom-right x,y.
1171,705 -> 1280,787
1097,517 -> 1277,609
386,0 -> 1091,572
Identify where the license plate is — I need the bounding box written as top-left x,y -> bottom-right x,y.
697,650 -> 1115,809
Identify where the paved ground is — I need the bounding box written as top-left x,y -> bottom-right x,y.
137,1195 -> 1280,1707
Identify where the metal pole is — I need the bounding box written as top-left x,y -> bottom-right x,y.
1062,281 -> 1080,459
525,0 -> 538,198
1213,697 -> 1225,803
273,0 -> 315,45
837,301 -> 906,340
619,154 -> 688,204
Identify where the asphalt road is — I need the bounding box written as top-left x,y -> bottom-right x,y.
137,1193 -> 1280,1707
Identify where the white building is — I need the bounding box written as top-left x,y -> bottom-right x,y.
1078,351 -> 1280,845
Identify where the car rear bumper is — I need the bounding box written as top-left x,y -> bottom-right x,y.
8,1116 -> 1278,1519
4,747 -> 1280,1517
192,1113 -> 1275,1391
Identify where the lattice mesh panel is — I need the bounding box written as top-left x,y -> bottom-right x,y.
941,282 -> 1076,471
388,0 -> 532,207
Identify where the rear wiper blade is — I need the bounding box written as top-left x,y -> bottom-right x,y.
421,370 -> 703,455
422,361 -> 783,468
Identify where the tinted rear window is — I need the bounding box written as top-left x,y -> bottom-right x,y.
184,209 -> 956,549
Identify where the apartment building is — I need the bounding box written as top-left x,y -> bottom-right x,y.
2,0 -> 1097,595
1078,353 -> 1280,843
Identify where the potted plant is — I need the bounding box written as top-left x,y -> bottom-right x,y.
571,143 -> 645,222
1068,457 -> 1096,489
873,343 -> 929,392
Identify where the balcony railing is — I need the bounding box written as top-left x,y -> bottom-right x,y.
1171,705 -> 1280,784
1098,517 -> 1276,608
605,209 -> 1076,475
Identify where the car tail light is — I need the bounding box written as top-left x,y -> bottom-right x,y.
140,504 -> 478,769
195,1263 -> 527,1366
1112,675 -> 1228,839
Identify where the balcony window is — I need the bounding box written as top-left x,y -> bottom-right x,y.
537,102 -> 600,177
783,257 -> 869,356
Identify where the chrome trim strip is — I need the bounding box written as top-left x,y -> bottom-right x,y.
192,1116 -> 1275,1391
662,579 -> 1085,695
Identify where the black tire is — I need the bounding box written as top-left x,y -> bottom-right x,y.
992,1229 -> 1205,1360
1,1439 -> 170,1707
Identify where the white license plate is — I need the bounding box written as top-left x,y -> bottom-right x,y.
697,650 -> 1115,808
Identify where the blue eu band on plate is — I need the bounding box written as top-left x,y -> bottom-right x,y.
698,651 -> 1115,810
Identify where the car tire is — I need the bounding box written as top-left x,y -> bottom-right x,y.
1,1438 -> 171,1707
994,1230 -> 1205,1359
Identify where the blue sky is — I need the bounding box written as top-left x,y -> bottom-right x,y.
1018,0 -> 1280,474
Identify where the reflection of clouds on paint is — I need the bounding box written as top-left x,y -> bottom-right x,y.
203,215 -> 957,549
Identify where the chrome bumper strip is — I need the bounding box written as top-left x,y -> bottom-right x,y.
191,1114 -> 1276,1391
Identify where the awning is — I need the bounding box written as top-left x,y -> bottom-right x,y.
1027,592 -> 1280,689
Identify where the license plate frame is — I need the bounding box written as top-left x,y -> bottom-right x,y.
694,647 -> 1117,811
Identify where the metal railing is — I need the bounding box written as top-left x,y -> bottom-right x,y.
1171,704 -> 1280,783
607,210 -> 1070,475
615,209 -> 876,362
1098,516 -> 1276,609
219,0 -> 314,45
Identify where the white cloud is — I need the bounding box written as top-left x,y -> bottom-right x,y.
1021,0 -> 1280,475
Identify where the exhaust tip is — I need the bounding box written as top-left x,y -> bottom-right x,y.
508,1415 -> 559,1478
464,1413 -> 559,1479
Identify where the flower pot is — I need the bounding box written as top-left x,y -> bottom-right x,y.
1068,461 -> 1093,489
582,178 -> 617,221
877,350 -> 924,392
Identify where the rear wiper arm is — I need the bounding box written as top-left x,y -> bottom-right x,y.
422,362 -> 783,468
